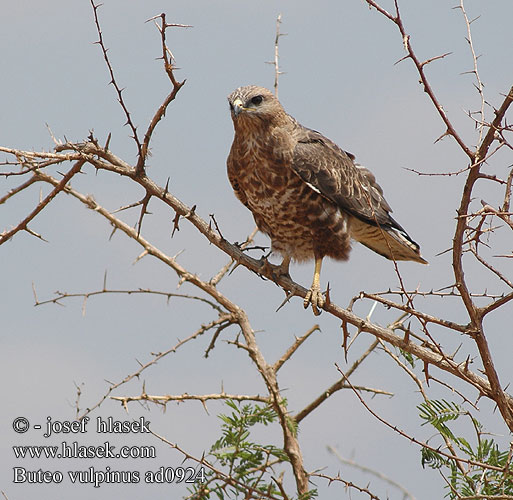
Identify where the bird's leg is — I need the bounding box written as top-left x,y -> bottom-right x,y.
304,257 -> 324,316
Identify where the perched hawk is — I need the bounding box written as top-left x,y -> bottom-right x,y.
227,85 -> 427,315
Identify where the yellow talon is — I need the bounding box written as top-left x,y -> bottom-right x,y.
303,257 -> 324,316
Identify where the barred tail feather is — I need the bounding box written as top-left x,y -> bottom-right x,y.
350,217 -> 428,264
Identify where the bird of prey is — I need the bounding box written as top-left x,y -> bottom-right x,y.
227,85 -> 427,315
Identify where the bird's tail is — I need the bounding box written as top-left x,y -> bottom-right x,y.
350,217 -> 428,264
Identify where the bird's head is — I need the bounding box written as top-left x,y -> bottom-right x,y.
227,86 -> 285,127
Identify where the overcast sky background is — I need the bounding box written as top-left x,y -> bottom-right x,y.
2,1 -> 512,499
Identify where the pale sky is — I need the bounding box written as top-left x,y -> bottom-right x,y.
2,1 -> 512,499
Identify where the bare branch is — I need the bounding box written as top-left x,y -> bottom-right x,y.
34,286 -> 225,314
273,324 -> 319,372
90,1 -> 143,162
267,14 -> 286,98
327,445 -> 416,500
111,391 -> 270,409
77,315 -> 233,420
364,0 -> 475,159
136,12 -> 187,175
309,471 -> 382,500
458,0 -> 486,145
209,227 -> 258,286
17,143 -> 513,428
295,338 -> 382,423
0,175 -> 39,205
334,363 -> 507,473
358,291 -> 469,334
0,160 -> 84,245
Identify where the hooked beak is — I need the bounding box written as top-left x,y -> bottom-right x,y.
232,97 -> 244,117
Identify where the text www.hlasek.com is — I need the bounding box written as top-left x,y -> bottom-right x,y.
12,416 -> 206,487
13,441 -> 155,459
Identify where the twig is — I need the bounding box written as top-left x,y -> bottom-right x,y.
90,1 -> 143,162
268,14 -> 285,98
378,339 -> 467,476
150,431 -> 283,500
358,292 -> 469,334
209,227 -> 258,287
77,315 -> 233,420
0,175 -> 39,205
137,12 -> 187,175
327,445 -> 416,499
334,363 -> 506,473
364,0 -> 475,159
295,338 -> 384,423
309,471 -> 381,500
458,0 -> 486,145
273,324 -> 319,372
111,391 -> 270,410
0,160 -> 84,245
136,192 -> 152,237
34,286 -> 225,314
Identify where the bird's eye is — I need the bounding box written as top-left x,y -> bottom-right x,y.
251,95 -> 263,105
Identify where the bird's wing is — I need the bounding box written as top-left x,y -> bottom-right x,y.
290,125 -> 401,230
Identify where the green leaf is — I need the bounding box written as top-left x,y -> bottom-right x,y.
421,447 -> 448,469
188,400 -> 287,499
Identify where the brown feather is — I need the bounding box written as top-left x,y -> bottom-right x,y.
227,85 -> 427,268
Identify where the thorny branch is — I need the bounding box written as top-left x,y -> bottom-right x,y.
151,431 -> 284,500
24,142 -> 512,414
267,13 -> 285,98
327,445 -> 416,500
335,364 -> 508,473
137,12 -> 188,176
309,471 -> 381,500
33,284 -> 226,315
0,160 -> 84,244
90,0 -> 143,163
363,0 -> 513,433
76,315 -> 234,420
111,391 -> 270,413
457,0 -> 486,146
364,0 -> 474,158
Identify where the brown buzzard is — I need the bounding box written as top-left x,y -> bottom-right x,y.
227,85 -> 427,315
